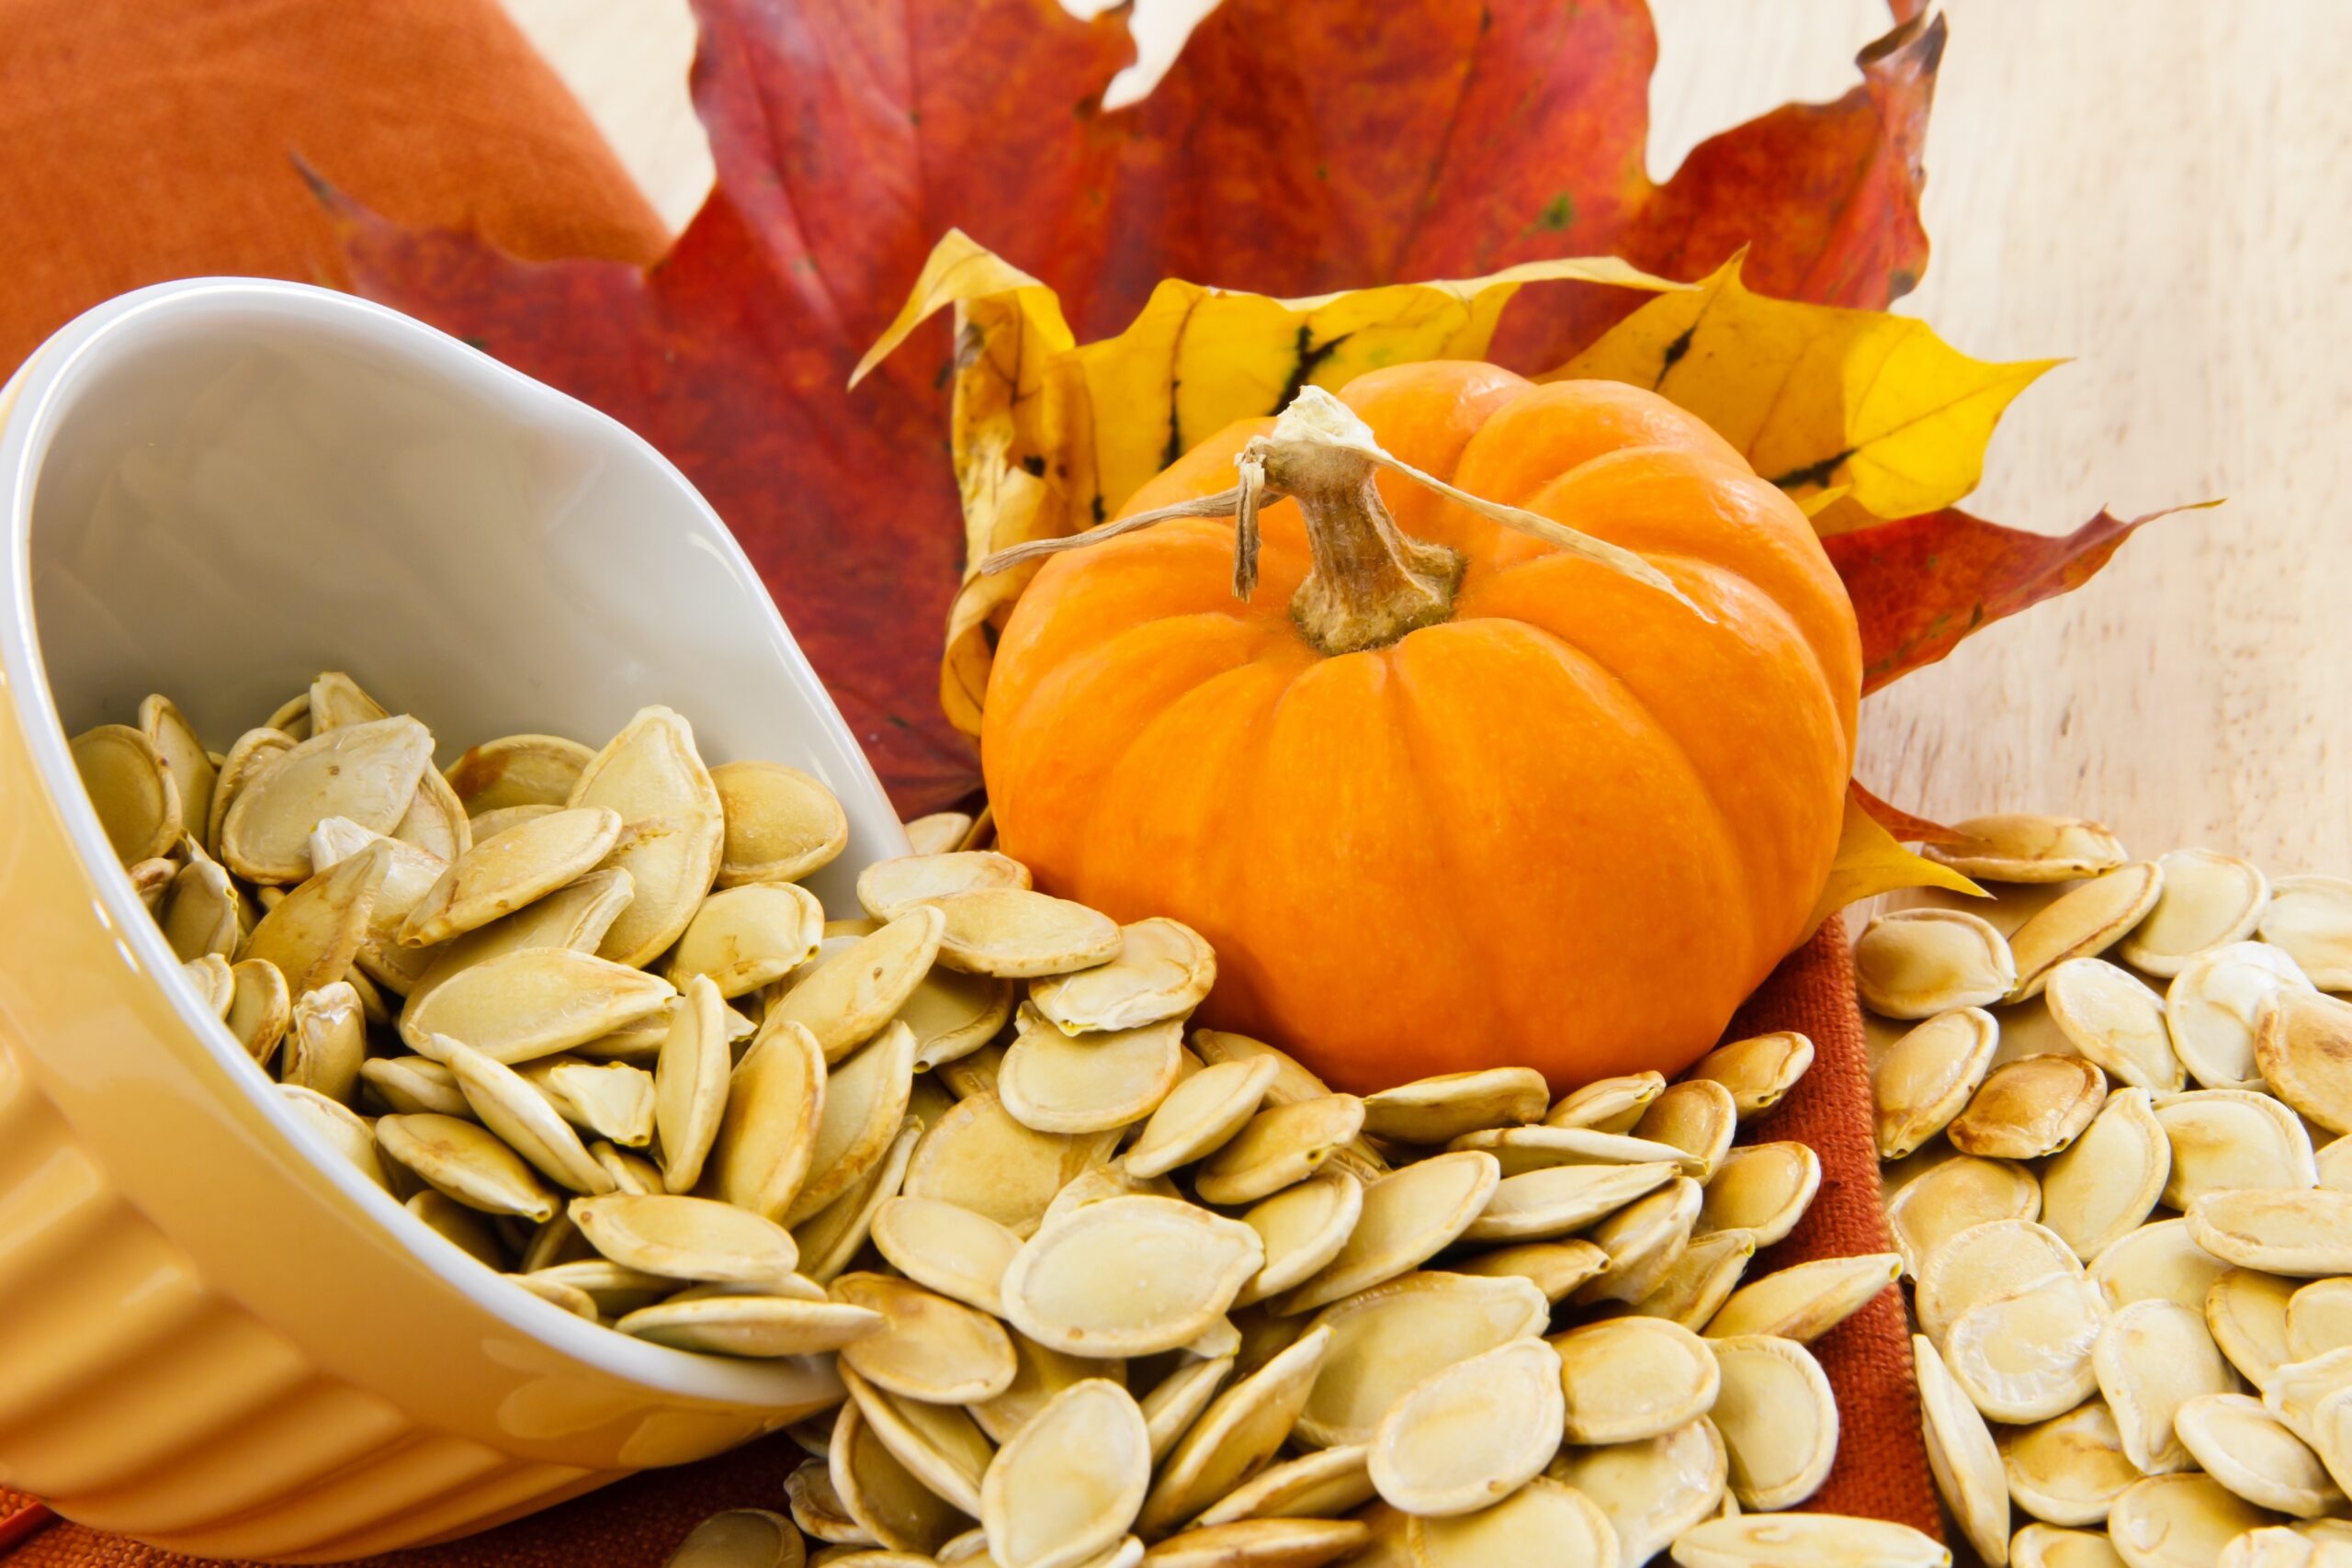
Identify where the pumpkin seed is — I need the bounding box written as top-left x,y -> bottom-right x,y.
1548,1418 -> 1724,1568
1027,918 -> 1216,1036
1450,1123 -> 1703,1179
2157,1089 -> 2317,1211
405,1190 -> 505,1267
377,1111 -> 559,1221
902,813 -> 973,857
1145,1518 -> 1367,1568
1546,1072 -> 1667,1134
395,806 -> 621,948
2094,1297 -> 2239,1472
530,1058 -> 657,1147
662,1508 -> 802,1568
1705,1253 -> 1900,1345
2319,1135 -> 2352,1193
2091,1218 -> 2233,1313
2207,1267 -> 2300,1387
505,1272 -> 600,1320
1295,1272 -> 1549,1450
1193,1443 -> 1374,1528
1917,1219 -> 2086,1345
1195,1095 -> 1366,1207
1872,1008 -> 2002,1158
137,694 -> 215,843
2008,1528 -> 2125,1568
1555,1317 -> 1721,1446
1631,1079 -> 1737,1180
2217,1529 -> 2338,1568
2120,850 -> 2269,976
1855,910 -> 2018,1019
1234,1173 -> 1363,1308
642,974 -> 729,1191
627,1292 -> 887,1359
1929,814 -> 2129,884
2044,958 -> 2183,1092
226,956 -> 291,1064
662,882 -> 825,999
2260,875 -> 2352,991
2175,1392 -> 2343,1517
1885,1154 -> 2042,1278
1948,1054 -> 2108,1160
160,855 -> 240,961
391,763 -> 472,864
2256,988 -> 2352,1136
929,887 -> 1124,978
786,1459 -> 870,1543
1366,1337 -> 1561,1517
1455,1237 -> 1613,1305
830,1397 -> 965,1557
1942,1271 -> 2106,1423
403,944 -> 676,1063
899,965 -> 1015,1073
129,855 -> 175,911
1683,1032 -> 1815,1117
1003,1195 -> 1263,1359
1697,1142 -> 1819,1247
406,866 -> 638,1014
283,981 -> 366,1104
784,1021 -> 917,1227
220,715 -> 432,883
707,760 -> 848,886
567,706 -> 726,968
1126,1058 -> 1281,1179
901,1091 -> 1122,1238
1706,1334 -> 1837,1512
2040,1088 -> 2169,1261
532,1258 -> 681,1315
1626,1231 -> 1757,1330
693,1011 -> 827,1219
980,1378 -> 1148,1568
1138,1355 -> 1234,1461
770,908 -> 947,1063
309,818 -> 448,993
572,1192 -> 800,1286
241,839 -> 390,998
302,671 -> 387,733
1138,1327 -> 1329,1537
180,952 -> 235,1019
1359,1066 -> 1549,1146
278,1083 -> 390,1190
72,723 -> 183,866
1190,1032 -> 1391,1180
1573,1176 -> 1702,1307
1279,1151 -> 1497,1314
206,727 -> 295,857
2168,942 -> 2314,1092
1000,1015 -> 1184,1135
936,1044 -> 1006,1101
442,1039 -> 615,1194
1673,1513 -> 1952,1568
1044,1162 -> 1182,1225
1997,1396 -> 2137,1529
442,733 -> 593,818
2007,862 -> 2165,1001
973,1331 -> 1115,1445
360,1055 -> 468,1118
1465,1161 -> 1681,1244
2189,1189 -> 2352,1277
2288,1277 -> 2352,1363
1404,1477 -> 1616,1567
2107,1473 -> 2281,1568
857,851 -> 1031,921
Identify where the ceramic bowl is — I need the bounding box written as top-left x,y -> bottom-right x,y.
0,279 -> 908,1561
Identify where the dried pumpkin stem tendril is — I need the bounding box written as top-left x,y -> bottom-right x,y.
978,387 -> 1708,654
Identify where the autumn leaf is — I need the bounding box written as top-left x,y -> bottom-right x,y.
1812,784 -> 1987,930
1848,778 -> 1980,849
335,0 -> 1944,813
1558,261 -> 2057,519
1826,501 -> 2222,693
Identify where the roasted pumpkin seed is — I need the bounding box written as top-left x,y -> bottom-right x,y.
2256,988 -> 2352,1136
1698,1142 -> 1820,1248
1367,1337 -> 1562,1517
2107,1473 -> 2281,1568
707,760 -> 848,886
1555,1317 -> 1721,1446
1929,815 -> 2128,884
2260,875 -> 2352,991
769,908 -> 946,1063
1707,1335 -> 1836,1512
1295,1272 -> 1549,1450
2044,958 -> 2183,1092
377,1111 -> 559,1222
1003,1196 -> 1263,1359
1872,1008 -> 2002,1158
2157,1089 -> 2317,1211
980,1377 -> 1148,1568
1126,1057 -> 1281,1179
1942,1271 -> 2106,1423
2039,1089 -> 2169,1262
1234,1173 -> 1363,1308
1885,1153 -> 2041,1278
1546,1072 -> 1667,1134
1856,910 -> 2017,1019
1707,1253 -> 1900,1345
2095,1298 -> 2239,1473
2120,850 -> 2269,976
2169,941 -> 2314,1092
572,1192 -> 800,1286
1139,1328 -> 1330,1537
568,706 -> 727,968
2175,1392 -> 2342,1517
1000,1015 -> 1184,1135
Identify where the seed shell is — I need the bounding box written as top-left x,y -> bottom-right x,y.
2256,988 -> 2352,1135
980,1377 -> 1148,1568
1003,1195 -> 1262,1359
1278,1150 -> 1497,1314
2175,1392 -> 2343,1517
1194,1095 -> 1366,1207
1126,1057 -> 1281,1179
1997,1396 -> 2137,1529
1295,1272 -> 1549,1450
929,887 -> 1123,978
2189,1189 -> 2352,1277
1856,910 -> 2017,1019
1670,1514 -> 1950,1568
1929,814 -> 2128,884
2120,849 -> 2269,976
1630,1079 -> 1737,1181
1028,918 -> 1216,1035
900,1091 -> 1122,1238
1367,1337 -> 1562,1517
1234,1173 -> 1363,1308
2007,861 -> 2165,1001
403,945 -> 676,1064
1705,1253 -> 1900,1344
571,1192 -> 800,1286
2107,1473 -> 2281,1568
567,705 -> 726,969
1546,1072 -> 1666,1134
1359,1066 -> 1550,1146
2261,875 -> 2352,990
662,881 -> 825,998
1138,1327 -> 1330,1537
1697,1142 -> 1820,1248
832,1271 -> 1016,1404
220,715 -> 432,883
1000,1015 -> 1185,1135
1872,1008 -> 2002,1158
1947,1054 -> 2107,1160
1555,1317 -> 1722,1446
2157,1089 -> 2317,1211
2168,942 -> 2313,1092
1885,1154 -> 2042,1278
1942,1271 -> 2106,1423
769,908 -> 946,1063
709,760 -> 849,886
2044,958 -> 2183,1091
1465,1160 -> 1680,1245
376,1112 -> 559,1222
2039,1088 -> 2170,1261
1548,1418 -> 1725,1568
2091,1218 -> 2232,1313
442,1039 -> 616,1194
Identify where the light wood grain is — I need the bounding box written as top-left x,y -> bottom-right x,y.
509,0 -> 2352,873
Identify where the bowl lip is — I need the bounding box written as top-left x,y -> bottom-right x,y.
0,276 -> 879,1412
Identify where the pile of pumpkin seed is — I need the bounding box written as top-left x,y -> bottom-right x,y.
1860,815 -> 2352,1568
74,672 -> 1950,1568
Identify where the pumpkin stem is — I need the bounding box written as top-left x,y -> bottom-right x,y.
978,386 -> 1705,652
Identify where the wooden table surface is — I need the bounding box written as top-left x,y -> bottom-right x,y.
503,0 -> 2352,876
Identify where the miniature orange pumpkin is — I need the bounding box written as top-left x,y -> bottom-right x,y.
980,361 -> 1861,1093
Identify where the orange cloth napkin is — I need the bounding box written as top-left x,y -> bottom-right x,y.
0,917 -> 1942,1563
0,0 -> 667,378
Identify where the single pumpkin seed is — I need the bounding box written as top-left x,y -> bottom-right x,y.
2168,942 -> 2314,1092
181,952 -> 235,1020
2256,989 -> 2352,1135
1929,814 -> 2129,884
1137,1356 -> 1233,1461
1917,1219 -> 2086,1345
829,1397 -> 964,1557
980,1377 -> 1148,1568
899,965 -> 1015,1073
399,806 -> 623,947
442,1038 -> 616,1194
392,763 -> 473,863
1948,1054 -> 2108,1159
662,1508 -> 802,1568
2007,862 -> 2165,1001
1682,1032 -> 1814,1117
1359,1066 -> 1550,1146
377,1112 -> 559,1221
1454,1237 -> 1613,1305
864,1199 -> 1017,1324
902,812 -> 974,857
2120,850 -> 2270,976
406,1190 -> 506,1268
444,732 -> 594,817
405,866 -> 637,1015
505,1272 -> 599,1320
857,850 -> 1031,920
2107,1473 -> 2281,1568
1856,910 -> 2017,1019
784,1021 -> 917,1226
73,723 -> 183,866
225,956 -> 291,1065
2158,1089 -> 2317,1212
1029,918 -> 1216,1036
707,1015 -> 826,1221
310,817 -> 448,994
901,1091 -> 1122,1238
531,1058 -> 657,1148
972,1331 -> 1117,1446
1885,1154 -> 2041,1278
1464,1160 -> 1681,1245
572,1191 -> 800,1286
1706,1334 -> 1837,1512
929,887 -> 1124,978
2260,875 -> 2352,991
2208,1267 -> 2299,1387
2040,1088 -> 2169,1261
1630,1079 -> 1738,1180
1000,1015 -> 1185,1135
1547,1072 -> 1668,1134
1907,1336 -> 2009,1558
303,671 -> 387,732
2044,958 -> 2184,1091
1190,1031 -> 1391,1180
794,1120 -> 923,1285
662,882 -> 825,999
567,705 -> 726,968
1295,1272 -> 1549,1450
708,760 -> 848,886
769,907 -> 946,1063
360,1055 -> 469,1118
1278,1151 -> 1497,1314
1627,1231 -> 1758,1330
1996,1396 -> 2137,1529
129,854 -> 175,911
220,715 -> 431,883
206,726 -> 295,858
1672,1514 -> 1950,1568
1872,1007 -> 2002,1158
404,944 -> 676,1064
1943,1271 -> 2106,1423
1450,1123 -> 1704,1179
240,839 -> 390,998
1408,1478 -> 1617,1567
1572,1176 -> 1702,1307
160,855 -> 241,961
1002,1195 -> 1263,1359
137,694 -> 214,842
1137,1326 -> 1329,1537
786,1459 -> 869,1543
1697,1142 -> 1819,1248
1549,1418 -> 1724,1568
1234,1172 -> 1363,1308
2319,1134 -> 2352,1192
283,980 -> 366,1104
2217,1529 -> 2338,1568
1367,1337 -> 1562,1517
2189,1189 -> 2352,1277
648,974 -> 731,1192
1193,1442 -> 1374,1528
1126,1057 -> 1281,1179
2094,1297 -> 2239,1473
2092,1218 -> 2233,1313
1706,1253 -> 1901,1345
1194,1095 -> 1367,1207
1555,1317 -> 1722,1446
2288,1277 -> 2352,1363
1145,1518 -> 1366,1568
2175,1392 -> 2342,1517
278,1082 -> 389,1190
529,1258 -> 680,1315
830,1270 -> 1015,1404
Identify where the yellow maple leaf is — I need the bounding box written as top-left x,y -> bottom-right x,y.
1810,787 -> 1987,931
1558,261 -> 2059,522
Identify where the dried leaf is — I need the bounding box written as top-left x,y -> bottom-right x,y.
1814,784 -> 1986,928
1848,779 -> 1979,849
